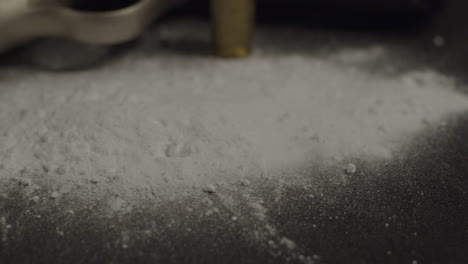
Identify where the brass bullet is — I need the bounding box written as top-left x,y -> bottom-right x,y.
211,0 -> 255,58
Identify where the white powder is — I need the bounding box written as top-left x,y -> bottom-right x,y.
0,25 -> 467,200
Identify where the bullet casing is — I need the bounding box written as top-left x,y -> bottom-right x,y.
211,0 -> 255,58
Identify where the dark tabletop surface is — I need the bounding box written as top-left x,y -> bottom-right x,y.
0,1 -> 467,264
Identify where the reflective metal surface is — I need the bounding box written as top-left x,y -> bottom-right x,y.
211,0 -> 255,58
0,0 -> 173,53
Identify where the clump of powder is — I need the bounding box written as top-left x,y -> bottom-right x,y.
0,27 -> 467,199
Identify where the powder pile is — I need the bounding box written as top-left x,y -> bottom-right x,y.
0,26 -> 467,200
